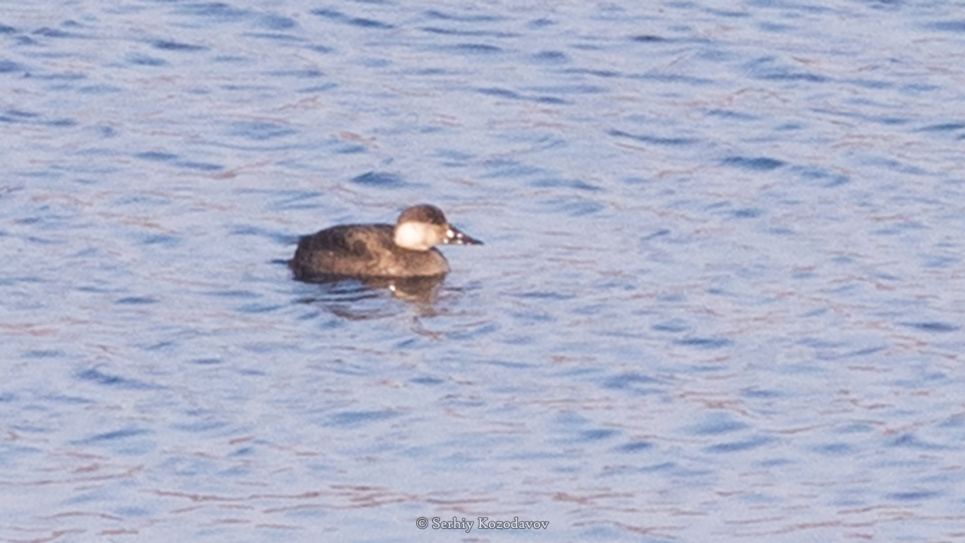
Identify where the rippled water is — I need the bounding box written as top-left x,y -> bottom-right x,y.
2,1 -> 965,541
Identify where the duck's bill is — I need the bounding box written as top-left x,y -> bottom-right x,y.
446,226 -> 483,245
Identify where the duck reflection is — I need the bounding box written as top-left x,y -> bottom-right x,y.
294,273 -> 445,305
362,275 -> 445,302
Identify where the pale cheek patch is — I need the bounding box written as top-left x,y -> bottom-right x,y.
395,222 -> 431,251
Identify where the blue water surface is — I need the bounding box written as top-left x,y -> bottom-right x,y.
2,1 -> 964,542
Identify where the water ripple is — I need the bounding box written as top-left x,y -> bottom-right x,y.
310,8 -> 394,29
350,171 -> 407,188
721,156 -> 786,171
151,39 -> 208,51
899,321 -> 960,333
75,368 -> 159,390
326,410 -> 401,428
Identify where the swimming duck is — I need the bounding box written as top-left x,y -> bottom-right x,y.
290,204 -> 482,280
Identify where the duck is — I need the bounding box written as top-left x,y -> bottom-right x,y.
289,204 -> 482,280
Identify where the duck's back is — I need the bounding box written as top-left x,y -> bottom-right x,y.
289,224 -> 450,279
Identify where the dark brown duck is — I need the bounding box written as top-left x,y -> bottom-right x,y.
290,204 -> 482,280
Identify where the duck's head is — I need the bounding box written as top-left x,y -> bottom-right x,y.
393,204 -> 483,251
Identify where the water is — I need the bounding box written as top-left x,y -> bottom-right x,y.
2,1 -> 964,541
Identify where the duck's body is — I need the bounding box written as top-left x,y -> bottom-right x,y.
290,204 -> 481,280
290,223 -> 453,279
